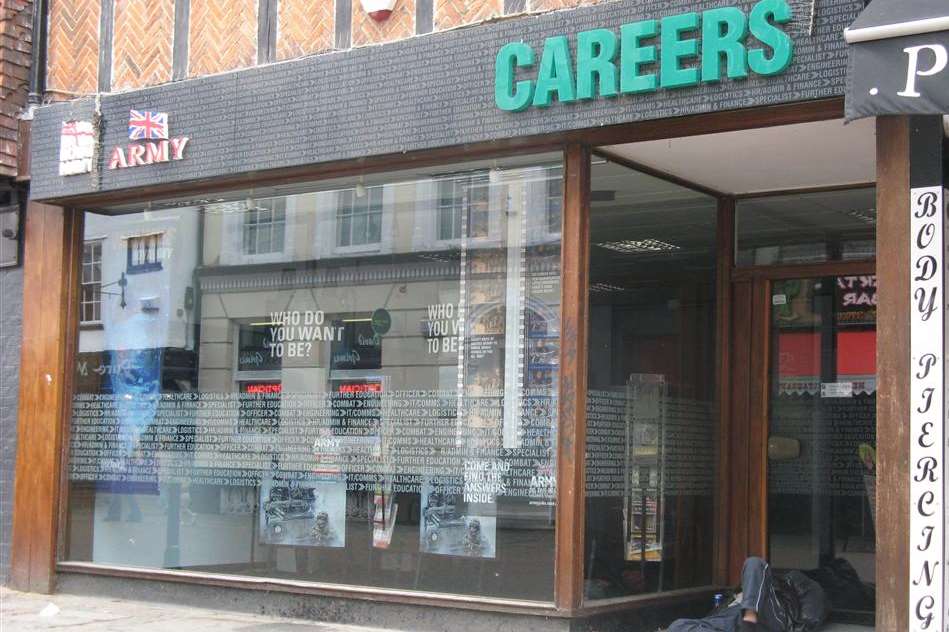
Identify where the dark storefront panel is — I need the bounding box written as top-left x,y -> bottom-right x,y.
29,0 -> 863,201
845,0 -> 949,120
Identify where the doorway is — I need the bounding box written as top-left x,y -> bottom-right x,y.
759,272 -> 877,625
594,117 -> 879,625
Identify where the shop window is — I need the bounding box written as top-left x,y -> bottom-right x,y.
237,322 -> 283,373
80,240 -> 102,324
243,198 -> 286,256
584,157 -> 718,601
126,232 -> 163,273
237,381 -> 281,434
336,186 -> 383,248
736,187 -> 876,266
236,323 -> 282,433
66,153 -> 562,603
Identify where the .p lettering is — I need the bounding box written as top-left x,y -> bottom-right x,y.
898,44 -> 947,98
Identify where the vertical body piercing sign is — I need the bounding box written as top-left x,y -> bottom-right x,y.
909,184 -> 946,632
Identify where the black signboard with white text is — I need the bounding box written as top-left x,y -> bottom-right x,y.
847,32 -> 949,120
844,0 -> 949,120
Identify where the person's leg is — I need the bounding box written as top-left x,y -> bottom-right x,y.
738,557 -> 787,631
667,605 -> 741,632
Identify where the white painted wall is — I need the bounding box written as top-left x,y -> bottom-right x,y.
79,208 -> 200,353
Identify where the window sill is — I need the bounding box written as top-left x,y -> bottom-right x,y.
236,251 -> 287,265
55,561 -> 720,618
579,585 -> 725,616
127,263 -> 163,275
79,322 -> 104,331
55,561 -> 560,616
333,244 -> 383,256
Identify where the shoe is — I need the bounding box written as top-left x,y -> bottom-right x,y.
739,621 -> 768,632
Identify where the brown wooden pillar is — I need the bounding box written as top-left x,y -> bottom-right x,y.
722,271 -> 770,580
875,116 -> 911,631
555,144 -> 590,612
9,202 -> 81,593
722,269 -> 769,583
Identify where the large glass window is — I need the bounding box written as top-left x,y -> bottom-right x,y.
584,158 -> 718,600
65,154 -> 562,602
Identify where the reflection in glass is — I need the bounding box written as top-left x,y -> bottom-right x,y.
584,159 -> 718,600
65,154 -> 562,601
336,186 -> 383,248
736,187 -> 876,266
243,198 -> 286,255
81,240 -> 103,324
768,275 -> 877,620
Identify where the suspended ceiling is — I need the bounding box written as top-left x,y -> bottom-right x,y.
602,118 -> 877,196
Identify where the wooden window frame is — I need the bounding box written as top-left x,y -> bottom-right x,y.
12,97 -> 869,620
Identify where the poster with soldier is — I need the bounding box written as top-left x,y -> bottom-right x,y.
259,475 -> 346,547
419,478 -> 496,558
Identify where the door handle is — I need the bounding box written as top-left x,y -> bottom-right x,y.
768,436 -> 801,461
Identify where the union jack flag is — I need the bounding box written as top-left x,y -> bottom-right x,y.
128,110 -> 168,140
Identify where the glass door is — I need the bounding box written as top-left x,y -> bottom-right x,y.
766,274 -> 877,623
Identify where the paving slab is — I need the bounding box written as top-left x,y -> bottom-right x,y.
0,587 -> 390,632
0,587 -> 875,632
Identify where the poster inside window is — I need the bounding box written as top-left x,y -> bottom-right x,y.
65,154 -> 563,601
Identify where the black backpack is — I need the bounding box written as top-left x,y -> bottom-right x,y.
773,570 -> 829,632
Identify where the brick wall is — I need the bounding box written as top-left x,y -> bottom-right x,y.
352,0 -> 415,47
0,266 -> 23,584
529,0 -> 598,11
42,0 -> 601,98
434,0 -> 502,32
0,0 -> 31,176
0,0 -> 29,586
188,0 -> 257,77
46,0 -> 99,97
276,0 -> 334,61
112,0 -> 174,91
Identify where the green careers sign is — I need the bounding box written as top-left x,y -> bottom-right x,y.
495,0 -> 794,111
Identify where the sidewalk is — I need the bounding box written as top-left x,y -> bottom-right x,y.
0,586 -> 393,632
0,586 -> 875,632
